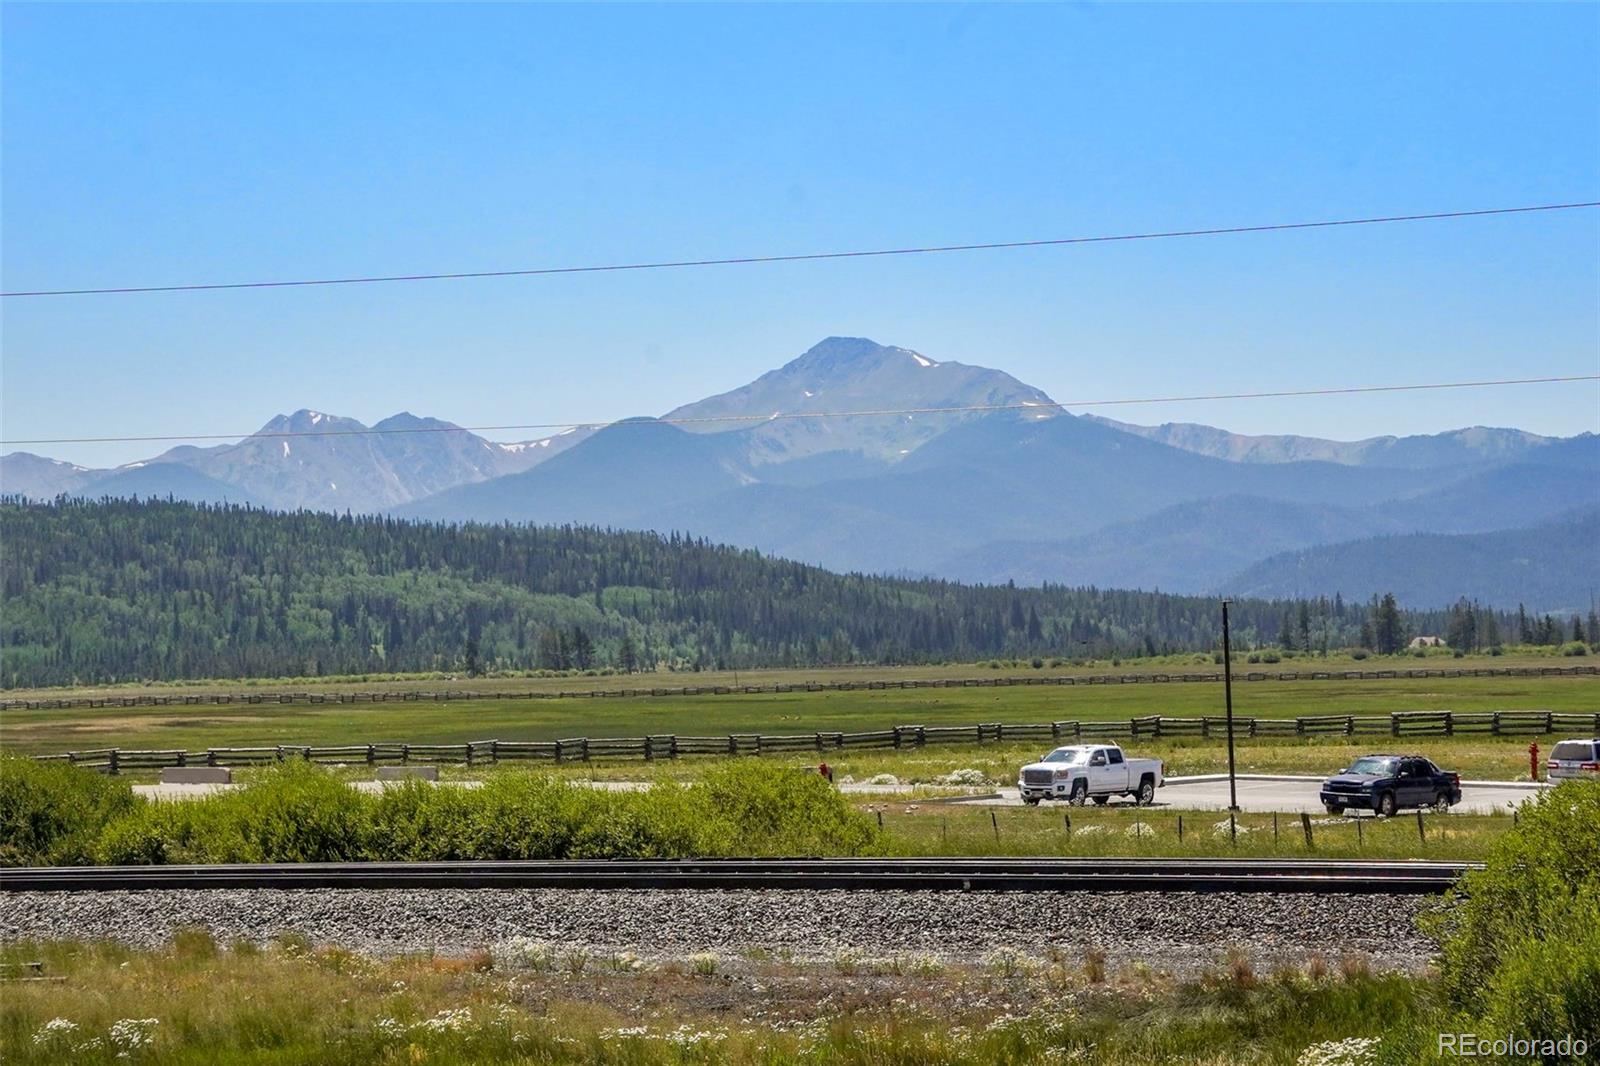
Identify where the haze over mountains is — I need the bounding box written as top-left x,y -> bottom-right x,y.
4,337 -> 1596,611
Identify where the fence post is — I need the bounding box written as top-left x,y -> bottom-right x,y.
1444,711 -> 1454,738
401,743 -> 410,765
1300,813 -> 1314,849
1356,818 -> 1363,847
108,749 -> 119,776
990,810 -> 999,842
366,744 -> 376,766
1176,815 -> 1183,842
1390,714 -> 1400,737
1064,812 -> 1071,837
1416,810 -> 1426,844
490,740 -> 499,765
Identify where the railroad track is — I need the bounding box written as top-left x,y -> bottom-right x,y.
0,858 -> 1475,894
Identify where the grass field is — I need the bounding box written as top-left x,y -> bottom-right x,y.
6,647 -> 1562,700
2,663 -> 1594,760
872,803 -> 1506,860
0,933 -> 1442,1066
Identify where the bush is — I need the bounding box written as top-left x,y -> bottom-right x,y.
1259,650 -> 1281,664
1427,778 -> 1600,1050
1560,641 -> 1589,657
12,760 -> 882,866
0,756 -> 137,866
1350,649 -> 1369,661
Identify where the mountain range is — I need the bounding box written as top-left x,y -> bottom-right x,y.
5,336 -> 1596,611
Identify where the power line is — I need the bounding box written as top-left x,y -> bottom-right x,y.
4,373 -> 1594,447
3,201 -> 1595,298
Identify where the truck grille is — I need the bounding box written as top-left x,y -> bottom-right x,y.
1326,782 -> 1367,795
1023,769 -> 1055,786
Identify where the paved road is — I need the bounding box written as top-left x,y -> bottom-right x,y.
965,775 -> 1548,815
133,774 -> 1549,814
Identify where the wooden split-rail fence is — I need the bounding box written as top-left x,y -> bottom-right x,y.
4,663 -> 1594,712
36,710 -> 1600,775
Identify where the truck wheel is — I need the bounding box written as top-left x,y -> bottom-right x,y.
1135,776 -> 1156,807
1432,792 -> 1452,814
1091,795 -> 1109,806
1324,803 -> 1343,816
1377,791 -> 1397,818
1068,780 -> 1089,806
1023,796 -> 1040,806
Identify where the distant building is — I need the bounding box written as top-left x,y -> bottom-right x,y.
1408,636 -> 1445,649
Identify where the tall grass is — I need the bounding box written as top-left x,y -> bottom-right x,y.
0,933 -> 1440,1066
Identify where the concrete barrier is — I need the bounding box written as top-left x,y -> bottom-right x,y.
375,766 -> 440,782
159,767 -> 233,785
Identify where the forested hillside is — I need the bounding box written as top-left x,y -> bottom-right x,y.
0,499 -> 1556,688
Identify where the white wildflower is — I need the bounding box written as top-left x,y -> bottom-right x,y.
108,1017 -> 159,1056
33,1018 -> 79,1045
413,1007 -> 472,1033
493,936 -> 557,971
1296,1036 -> 1381,1066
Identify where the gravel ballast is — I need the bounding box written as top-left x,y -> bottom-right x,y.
0,888 -> 1437,973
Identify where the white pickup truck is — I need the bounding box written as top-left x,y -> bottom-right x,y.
1017,743 -> 1164,806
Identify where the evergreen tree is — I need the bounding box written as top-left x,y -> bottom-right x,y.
571,626 -> 595,670
1373,593 -> 1405,655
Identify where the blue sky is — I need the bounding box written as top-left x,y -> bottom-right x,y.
3,2 -> 1597,468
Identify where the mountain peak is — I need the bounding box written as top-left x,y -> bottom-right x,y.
782,336 -> 939,375
662,337 -> 1057,466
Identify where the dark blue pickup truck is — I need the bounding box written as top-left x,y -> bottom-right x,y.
1320,755 -> 1462,817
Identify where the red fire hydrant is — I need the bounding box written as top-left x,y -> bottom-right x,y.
1529,742 -> 1540,782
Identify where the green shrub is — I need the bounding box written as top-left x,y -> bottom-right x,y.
0,756 -> 136,866
1427,778 -> 1600,1049
97,761 -> 371,864
1259,649 -> 1281,663
1559,641 -> 1589,657
366,778 -> 476,860
690,763 -> 877,857
1478,886 -> 1600,1048
73,762 -> 879,866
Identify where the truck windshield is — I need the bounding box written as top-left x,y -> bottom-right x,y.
1347,757 -> 1397,776
1042,749 -> 1085,764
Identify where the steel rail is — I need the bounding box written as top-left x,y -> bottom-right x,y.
0,858 -> 1475,894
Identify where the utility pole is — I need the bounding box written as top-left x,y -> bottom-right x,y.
1222,599 -> 1239,812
